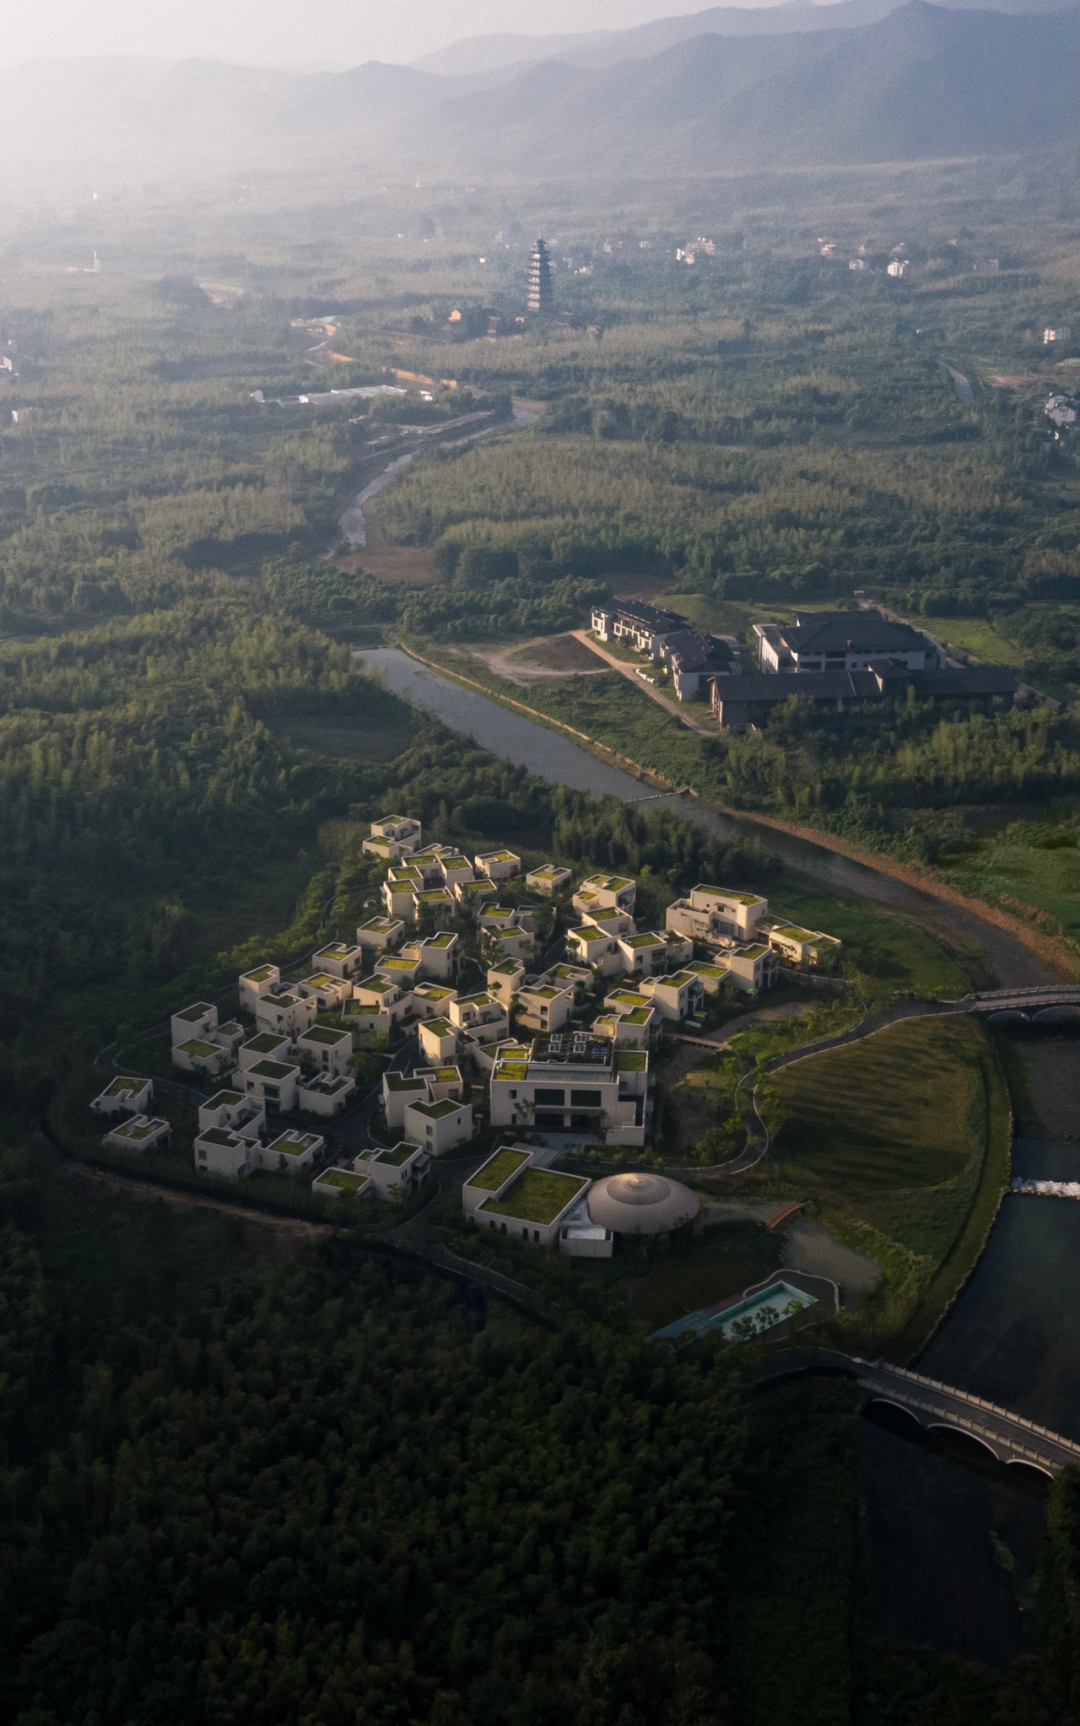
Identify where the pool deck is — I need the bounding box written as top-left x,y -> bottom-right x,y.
648,1268 -> 838,1348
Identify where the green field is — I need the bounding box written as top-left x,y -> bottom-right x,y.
933,617 -> 1025,664
935,817 -> 1080,946
768,880 -> 981,997
772,1016 -> 1009,1353
774,1018 -> 987,1196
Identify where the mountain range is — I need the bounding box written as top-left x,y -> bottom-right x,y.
0,1 -> 1075,183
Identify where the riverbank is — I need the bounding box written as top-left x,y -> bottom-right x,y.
390,639 -> 1075,981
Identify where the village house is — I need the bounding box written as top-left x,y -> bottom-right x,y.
516,977 -> 575,1033
489,1032 -> 647,1146
239,1031 -> 291,1070
297,1071 -> 356,1117
254,989 -> 318,1039
475,848 -> 521,881
243,1058 -> 300,1113
754,611 -> 941,675
464,1145 -> 591,1248
454,876 -> 499,914
418,1017 -> 459,1063
572,873 -> 637,916
312,1165 -> 373,1201
104,1114 -> 172,1153
525,863 -> 572,895
91,1075 -> 153,1117
449,992 -> 510,1044
297,1025 -> 354,1075
403,930 -> 459,979
403,1094 -> 474,1155
171,1002 -> 217,1045
639,970 -> 705,1021
357,914 -> 405,951
353,974 -> 413,1024
666,884 -> 770,946
313,942 -> 365,980
362,814 -> 422,859
566,922 -> 624,976
382,1071 -> 431,1131
198,1089 -> 265,1142
354,1141 -> 430,1197
239,964 -> 281,1013
487,956 -> 526,1005
172,1037 -> 227,1078
410,981 -> 458,1019
262,1130 -> 324,1174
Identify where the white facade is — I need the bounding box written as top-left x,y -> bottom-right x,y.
172,1038 -> 226,1077
171,1001 -> 217,1045
465,1145 -> 591,1248
665,884 -> 769,945
404,1096 -> 474,1156
383,1071 -> 431,1130
640,970 -> 704,1022
195,1126 -> 253,1178
91,1075 -> 153,1117
404,931 -> 459,979
239,1032 -> 290,1071
475,849 -> 521,881
255,991 -> 318,1038
418,1018 -> 459,1063
297,1025 -> 354,1075
198,1089 -> 265,1140
104,1115 -> 172,1153
243,1059 -> 300,1113
525,864 -> 572,895
566,923 -> 624,977
297,971 -> 352,1009
517,980 -> 575,1033
410,982 -> 458,1020
313,942 -> 365,980
572,873 -> 636,916
487,957 -> 525,1005
260,1130 -> 324,1174
354,1141 -> 430,1197
449,993 -> 509,1044
357,915 -> 404,951
238,965 -> 280,1013
297,1071 -> 356,1116
488,1036 -> 646,1146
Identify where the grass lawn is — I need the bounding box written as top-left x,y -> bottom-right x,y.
631,1221 -> 783,1328
771,1016 -> 1010,1355
933,617 -> 1024,664
774,1018 -> 987,1196
770,877 -> 981,997
935,818 -> 1079,945
480,1167 -> 587,1225
662,1049 -> 742,1152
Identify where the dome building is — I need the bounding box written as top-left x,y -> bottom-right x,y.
586,1171 -> 699,1236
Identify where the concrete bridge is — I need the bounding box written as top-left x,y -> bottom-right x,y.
755,1347 -> 1080,1479
961,984 -> 1080,1024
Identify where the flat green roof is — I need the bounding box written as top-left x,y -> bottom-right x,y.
480,1168 -> 587,1226
103,1075 -> 144,1093
616,1051 -> 648,1070
243,965 -> 275,982
304,1026 -> 349,1045
318,1169 -> 369,1190
772,924 -> 816,941
376,1143 -> 419,1166
272,1140 -> 311,1158
411,1098 -> 462,1120
178,1038 -> 217,1057
249,1059 -> 294,1079
246,1032 -> 286,1051
206,1089 -> 242,1105
387,1074 -> 426,1091
740,946 -> 767,959
468,1148 -> 530,1191
424,1018 -> 454,1035
627,933 -> 663,949
427,932 -> 456,946
174,1002 -> 213,1020
199,1127 -> 236,1146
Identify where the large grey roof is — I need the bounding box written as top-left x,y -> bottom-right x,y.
779,610 -> 927,654
713,665 -> 1016,704
588,1171 -> 699,1234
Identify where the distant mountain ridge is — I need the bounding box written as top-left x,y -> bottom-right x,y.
0,2 -> 1075,181
411,0 -> 1067,76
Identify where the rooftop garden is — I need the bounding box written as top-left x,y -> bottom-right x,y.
175,1003 -> 212,1022
206,1089 -> 242,1106
468,1149 -> 529,1192
740,946 -> 767,959
200,1128 -> 236,1146
104,1076 -> 143,1094
617,1052 -> 648,1071
273,1140 -> 310,1159
247,1032 -> 286,1050
620,1008 -> 653,1025
495,1061 -> 528,1083
479,1169 -> 587,1226
250,1059 -> 294,1079
427,933 -> 456,947
305,1027 -> 348,1045
413,1098 -> 462,1120
772,925 -> 817,942
179,1039 -> 217,1057
376,1143 -> 418,1166
318,1169 -> 369,1191
628,934 -> 663,949
243,966 -> 275,983
387,1074 -> 426,1091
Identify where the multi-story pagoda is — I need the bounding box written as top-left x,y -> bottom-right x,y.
526,237 -> 554,316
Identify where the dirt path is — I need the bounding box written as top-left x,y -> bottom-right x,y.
68,1163 -> 333,1241
569,630 -> 715,734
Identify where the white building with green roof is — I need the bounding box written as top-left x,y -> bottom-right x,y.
104,1114 -> 172,1153
475,849 -> 521,882
525,863 -> 572,896
91,1075 -> 153,1118
665,884 -> 769,947
404,1095 -> 473,1156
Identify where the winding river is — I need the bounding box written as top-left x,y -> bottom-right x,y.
355,641 -> 1078,1664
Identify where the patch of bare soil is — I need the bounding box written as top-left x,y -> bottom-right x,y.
335,547 -> 437,583
468,634 -> 611,685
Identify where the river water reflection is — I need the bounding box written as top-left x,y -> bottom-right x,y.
356,644 -> 1076,1664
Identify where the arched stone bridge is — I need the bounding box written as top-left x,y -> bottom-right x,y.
961,984 -> 1080,1024
755,1347 -> 1080,1479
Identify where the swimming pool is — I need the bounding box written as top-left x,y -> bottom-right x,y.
648,1280 -> 816,1347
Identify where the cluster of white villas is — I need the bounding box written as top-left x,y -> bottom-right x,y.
89,813 -> 839,1184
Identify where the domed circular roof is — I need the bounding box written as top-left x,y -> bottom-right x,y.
588,1171 -> 699,1235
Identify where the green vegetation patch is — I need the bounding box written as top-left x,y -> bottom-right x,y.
469,1148 -> 530,1191
632,1221 -> 784,1329
935,815 -> 1080,945
774,1018 -> 987,1194
480,1168 -> 587,1225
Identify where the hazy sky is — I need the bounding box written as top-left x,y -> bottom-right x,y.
0,0 -> 800,70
